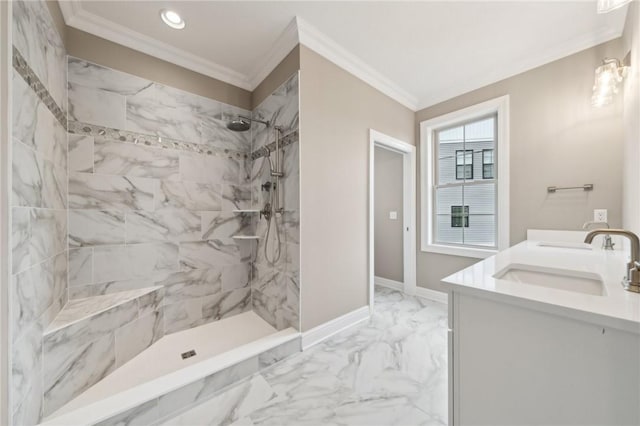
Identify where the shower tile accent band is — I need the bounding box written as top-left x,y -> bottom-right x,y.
12,46 -> 67,128
249,129 -> 299,160
68,121 -> 248,160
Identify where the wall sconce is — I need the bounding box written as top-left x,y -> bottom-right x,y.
597,0 -> 631,13
592,58 -> 627,107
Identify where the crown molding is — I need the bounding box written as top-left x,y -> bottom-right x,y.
296,17 -> 419,111
58,0 -> 253,90
248,17 -> 299,89
416,24 -> 624,110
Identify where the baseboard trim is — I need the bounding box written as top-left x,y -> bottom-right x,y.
374,276 -> 404,291
415,286 -> 448,304
301,306 -> 370,350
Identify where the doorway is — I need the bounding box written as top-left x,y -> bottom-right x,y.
369,130 -> 416,310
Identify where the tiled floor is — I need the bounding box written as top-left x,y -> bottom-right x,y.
159,286 -> 448,426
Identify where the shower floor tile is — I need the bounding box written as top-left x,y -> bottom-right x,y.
160,286 -> 448,426
50,311 -> 277,418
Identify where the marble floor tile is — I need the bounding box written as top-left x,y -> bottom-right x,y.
159,287 -> 448,425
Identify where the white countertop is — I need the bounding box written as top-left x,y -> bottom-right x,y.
442,240 -> 640,334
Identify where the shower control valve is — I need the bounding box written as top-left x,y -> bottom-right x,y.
261,181 -> 275,191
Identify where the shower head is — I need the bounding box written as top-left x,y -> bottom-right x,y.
226,115 -> 270,132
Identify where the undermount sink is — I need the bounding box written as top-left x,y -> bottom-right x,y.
494,264 -> 606,296
537,241 -> 593,250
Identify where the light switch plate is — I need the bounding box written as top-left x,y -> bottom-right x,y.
389,211 -> 398,220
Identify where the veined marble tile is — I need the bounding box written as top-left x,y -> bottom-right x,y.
12,207 -> 31,273
200,116 -> 252,152
30,208 -> 67,264
164,298 -> 205,334
69,210 -> 125,247
180,239 -> 242,270
69,172 -> 156,211
69,82 -> 126,129
157,180 -> 221,211
13,0 -> 67,111
93,245 -> 132,284
68,134 -> 94,173
95,399 -> 160,426
126,209 -> 201,244
128,242 -> 180,279
11,318 -> 43,416
115,309 -> 164,368
138,288 -> 164,317
252,73 -> 299,150
40,158 -> 67,210
68,57 -> 151,96
222,184 -> 252,211
157,356 -> 259,418
43,333 -> 116,417
68,247 -> 93,287
12,139 -> 43,208
43,296 -> 138,352
222,263 -> 250,291
158,374 -> 276,426
202,211 -> 252,240
149,82 -> 221,116
13,70 -> 67,169
180,152 -> 241,185
157,268 -> 222,305
126,85 -> 202,144
94,137 -> 180,180
258,338 -> 301,369
202,287 -> 251,321
281,210 -> 300,244
69,279 -> 155,300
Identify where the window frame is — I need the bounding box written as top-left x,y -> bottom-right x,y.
420,96 -> 510,259
451,205 -> 470,228
455,149 -> 474,180
482,148 -> 494,179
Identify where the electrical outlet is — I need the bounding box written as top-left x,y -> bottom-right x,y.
594,209 -> 608,223
389,211 -> 398,220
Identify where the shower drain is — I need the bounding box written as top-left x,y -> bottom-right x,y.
181,349 -> 197,360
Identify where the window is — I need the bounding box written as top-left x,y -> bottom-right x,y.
451,206 -> 469,227
420,95 -> 510,258
483,149 -> 494,179
455,150 -> 473,180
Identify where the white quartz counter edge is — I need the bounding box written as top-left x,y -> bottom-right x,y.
441,241 -> 640,335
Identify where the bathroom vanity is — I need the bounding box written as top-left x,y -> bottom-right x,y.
442,241 -> 640,426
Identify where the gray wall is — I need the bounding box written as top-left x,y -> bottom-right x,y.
623,3 -> 640,235
374,146 -> 403,282
416,38 -> 624,292
299,46 -> 415,331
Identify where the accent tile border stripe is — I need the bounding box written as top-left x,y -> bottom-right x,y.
68,120 -> 248,160
12,45 -> 67,128
250,130 -> 299,160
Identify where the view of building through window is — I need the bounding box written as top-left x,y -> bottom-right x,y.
434,114 -> 497,247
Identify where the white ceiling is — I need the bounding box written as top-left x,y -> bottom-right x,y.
59,1 -> 628,110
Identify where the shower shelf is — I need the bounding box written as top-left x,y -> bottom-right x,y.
232,209 -> 260,214
232,235 -> 260,240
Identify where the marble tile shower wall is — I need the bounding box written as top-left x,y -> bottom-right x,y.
67,58 -> 255,333
251,73 -> 300,330
11,1 -> 68,425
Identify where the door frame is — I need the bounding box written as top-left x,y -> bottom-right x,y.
368,129 -> 417,310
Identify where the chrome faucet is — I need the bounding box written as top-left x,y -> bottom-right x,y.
583,221 -> 615,250
584,229 -> 640,293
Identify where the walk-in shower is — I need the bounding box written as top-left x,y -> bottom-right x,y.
228,115 -> 284,263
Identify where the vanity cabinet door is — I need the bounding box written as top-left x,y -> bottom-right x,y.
451,291 -> 640,426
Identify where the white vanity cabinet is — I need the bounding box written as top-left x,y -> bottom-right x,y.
443,241 -> 640,426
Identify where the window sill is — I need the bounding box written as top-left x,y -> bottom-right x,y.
421,243 -> 497,259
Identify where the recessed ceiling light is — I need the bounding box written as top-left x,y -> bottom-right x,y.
160,9 -> 185,30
